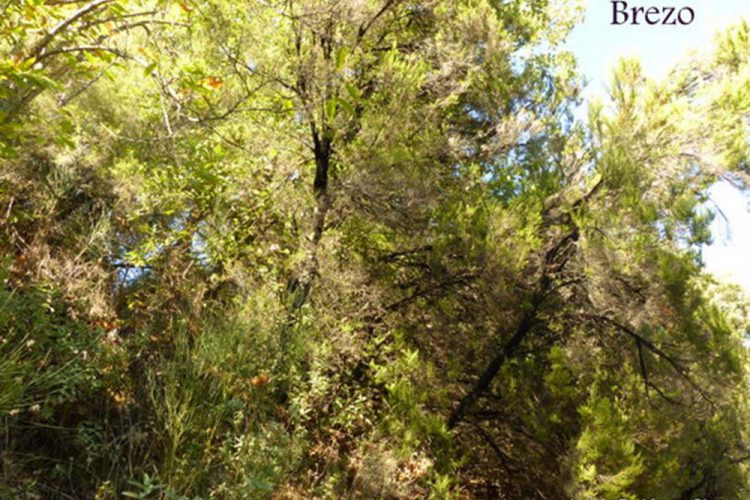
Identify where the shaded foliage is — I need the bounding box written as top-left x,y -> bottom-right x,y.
2,1 -> 750,498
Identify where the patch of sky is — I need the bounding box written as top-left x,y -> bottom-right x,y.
566,0 -> 750,291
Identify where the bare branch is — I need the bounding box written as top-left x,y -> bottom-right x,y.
358,0 -> 399,41
35,45 -> 128,62
589,314 -> 714,405
78,10 -> 158,31
29,0 -> 115,59
58,60 -> 116,106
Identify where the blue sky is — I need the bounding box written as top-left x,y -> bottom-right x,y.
566,0 -> 750,290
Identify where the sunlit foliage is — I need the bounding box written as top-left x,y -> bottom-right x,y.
1,1 -> 750,498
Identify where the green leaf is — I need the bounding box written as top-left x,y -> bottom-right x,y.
324,97 -> 337,121
338,97 -> 354,115
344,82 -> 360,101
335,46 -> 348,72
143,62 -> 157,77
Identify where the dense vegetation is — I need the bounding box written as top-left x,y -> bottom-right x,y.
2,1 -> 750,498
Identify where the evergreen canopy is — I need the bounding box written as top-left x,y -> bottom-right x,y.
1,1 -> 750,498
